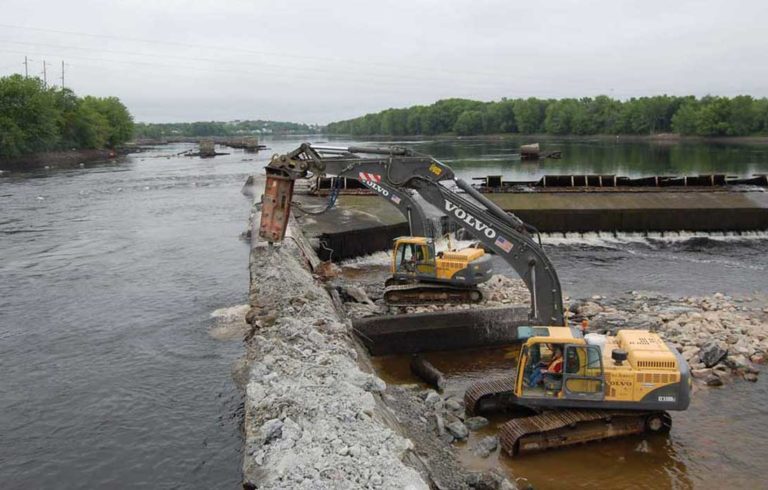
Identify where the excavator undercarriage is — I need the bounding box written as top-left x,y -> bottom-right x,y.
465,376 -> 672,456
383,279 -> 483,305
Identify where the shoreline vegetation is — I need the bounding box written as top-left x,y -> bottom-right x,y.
325,96 -> 768,138
0,75 -> 134,165
133,120 -> 321,139
325,132 -> 768,145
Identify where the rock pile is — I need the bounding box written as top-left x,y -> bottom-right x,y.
244,241 -> 427,489
340,274 -> 530,319
384,386 -> 516,490
570,291 -> 767,386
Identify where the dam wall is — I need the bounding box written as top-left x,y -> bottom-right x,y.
293,189 -> 768,261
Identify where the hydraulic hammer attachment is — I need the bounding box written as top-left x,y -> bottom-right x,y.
258,171 -> 295,242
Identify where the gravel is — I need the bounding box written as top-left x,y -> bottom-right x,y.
569,291 -> 768,385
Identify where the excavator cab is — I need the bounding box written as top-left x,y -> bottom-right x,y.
384,237 -> 490,304
518,341 -> 566,398
516,334 -> 610,406
391,237 -> 437,279
515,328 -> 606,401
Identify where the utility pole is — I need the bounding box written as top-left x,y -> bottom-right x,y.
24,56 -> 28,78
60,60 -> 65,89
42,59 -> 47,87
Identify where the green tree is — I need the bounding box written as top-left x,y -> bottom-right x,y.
485,99 -> 516,133
80,96 -> 134,146
695,97 -> 732,136
755,98 -> 768,132
72,103 -> 110,148
0,75 -> 61,156
588,95 -> 623,133
0,115 -> 26,158
513,98 -> 547,133
544,99 -> 583,135
671,101 -> 700,135
453,110 -> 484,135
727,95 -> 758,135
406,106 -> 425,134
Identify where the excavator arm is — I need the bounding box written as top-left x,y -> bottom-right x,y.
260,143 -> 564,326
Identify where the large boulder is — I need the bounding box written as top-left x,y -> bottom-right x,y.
446,421 -> 469,440
698,340 -> 728,368
465,416 -> 489,431
473,435 -> 499,458
577,301 -> 603,318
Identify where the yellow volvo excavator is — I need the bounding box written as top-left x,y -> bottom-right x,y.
465,326 -> 690,455
258,143 -> 691,455
385,237 -> 493,305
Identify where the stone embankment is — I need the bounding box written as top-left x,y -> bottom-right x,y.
243,235 -> 426,489
242,211 -> 519,489
570,291 -> 767,386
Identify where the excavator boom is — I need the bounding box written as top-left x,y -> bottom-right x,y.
260,143 -> 564,326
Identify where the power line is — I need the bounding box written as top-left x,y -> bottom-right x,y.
0,22 -> 518,80
0,46 -> 535,97
0,38 -> 537,89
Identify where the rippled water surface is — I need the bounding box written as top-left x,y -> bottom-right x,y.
1,136 -> 767,488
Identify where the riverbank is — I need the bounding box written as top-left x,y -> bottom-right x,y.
324,132 -> 768,145
0,148 -> 118,171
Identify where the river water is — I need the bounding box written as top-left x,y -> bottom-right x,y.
1,136 -> 767,488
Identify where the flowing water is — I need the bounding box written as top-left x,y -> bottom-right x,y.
1,136 -> 767,488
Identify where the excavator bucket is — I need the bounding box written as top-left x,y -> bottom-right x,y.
258,173 -> 294,242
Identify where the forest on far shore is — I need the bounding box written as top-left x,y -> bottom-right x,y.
326,95 -> 768,137
0,75 -> 133,159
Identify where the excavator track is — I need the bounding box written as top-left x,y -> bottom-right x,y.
384,283 -> 483,305
500,410 -> 671,456
464,376 -> 517,416
465,379 -> 673,456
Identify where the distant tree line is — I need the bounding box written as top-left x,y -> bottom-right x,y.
134,119 -> 321,139
326,96 -> 768,137
0,74 -> 134,159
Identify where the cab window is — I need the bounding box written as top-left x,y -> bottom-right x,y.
396,244 -> 414,270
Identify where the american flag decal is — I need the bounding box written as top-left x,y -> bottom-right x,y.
390,195 -> 401,204
494,235 -> 513,253
358,172 -> 382,183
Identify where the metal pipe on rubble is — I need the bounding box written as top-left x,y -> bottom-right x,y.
454,178 -> 525,230
410,355 -> 446,391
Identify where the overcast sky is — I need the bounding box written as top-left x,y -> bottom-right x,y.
1,0 -> 766,124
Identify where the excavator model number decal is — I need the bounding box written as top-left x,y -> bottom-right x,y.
444,201 -> 497,239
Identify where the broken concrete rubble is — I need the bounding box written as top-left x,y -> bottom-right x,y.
384,385 -> 518,490
570,291 -> 768,385
244,233 -> 428,488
